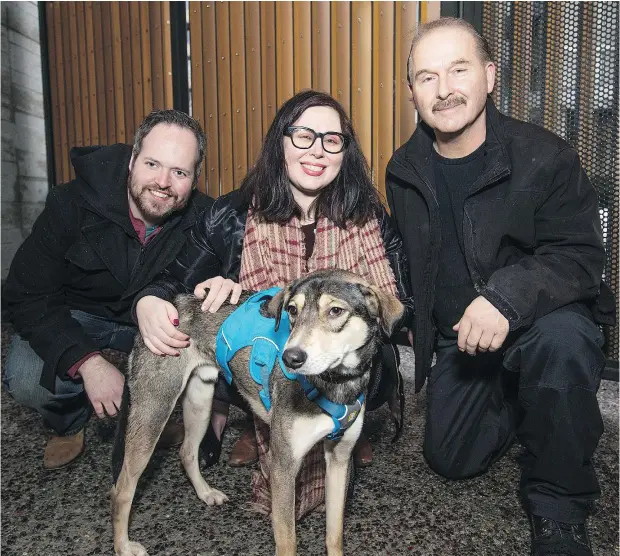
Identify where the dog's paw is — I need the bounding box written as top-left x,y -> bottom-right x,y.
116,541 -> 149,556
197,487 -> 229,506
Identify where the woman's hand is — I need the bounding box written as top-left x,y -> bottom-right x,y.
136,295 -> 190,356
194,276 -> 242,313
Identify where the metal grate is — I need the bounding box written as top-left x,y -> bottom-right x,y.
482,1 -> 619,363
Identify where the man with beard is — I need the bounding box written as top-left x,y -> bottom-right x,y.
3,110 -> 212,469
386,18 -> 615,556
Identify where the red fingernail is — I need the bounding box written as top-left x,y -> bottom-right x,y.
173,319 -> 179,326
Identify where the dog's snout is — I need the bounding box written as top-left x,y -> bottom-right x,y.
282,347 -> 307,369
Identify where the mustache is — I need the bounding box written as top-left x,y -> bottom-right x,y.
433,97 -> 466,112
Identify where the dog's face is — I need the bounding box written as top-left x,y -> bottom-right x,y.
265,270 -> 404,376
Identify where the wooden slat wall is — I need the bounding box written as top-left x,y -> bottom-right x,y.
45,1 -> 438,196
189,1 -> 437,199
45,1 -> 174,185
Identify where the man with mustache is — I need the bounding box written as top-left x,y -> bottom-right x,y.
386,18 -> 615,556
3,110 -> 212,469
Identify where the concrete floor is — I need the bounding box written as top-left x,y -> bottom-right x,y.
1,326 -> 618,556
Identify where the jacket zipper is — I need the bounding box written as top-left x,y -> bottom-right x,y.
463,166 -> 511,291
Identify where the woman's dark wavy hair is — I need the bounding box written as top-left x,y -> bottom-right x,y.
239,89 -> 382,228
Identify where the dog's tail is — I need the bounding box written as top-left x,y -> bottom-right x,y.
111,381 -> 131,484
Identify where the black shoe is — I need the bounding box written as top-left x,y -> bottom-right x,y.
529,514 -> 593,556
199,423 -> 222,468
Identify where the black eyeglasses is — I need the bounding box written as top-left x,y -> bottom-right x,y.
284,126 -> 350,154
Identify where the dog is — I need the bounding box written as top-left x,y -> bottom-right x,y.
111,269 -> 404,556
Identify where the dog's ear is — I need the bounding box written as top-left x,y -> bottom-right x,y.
359,285 -> 405,337
264,286 -> 291,331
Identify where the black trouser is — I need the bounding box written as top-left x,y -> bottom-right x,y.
424,303 -> 606,524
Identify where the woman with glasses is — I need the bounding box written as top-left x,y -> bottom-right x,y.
133,89 -> 414,519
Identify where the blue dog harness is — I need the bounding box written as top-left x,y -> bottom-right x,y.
215,287 -> 364,440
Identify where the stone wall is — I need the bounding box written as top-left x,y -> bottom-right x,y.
1,1 -> 48,279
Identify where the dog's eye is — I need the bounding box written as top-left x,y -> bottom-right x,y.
329,306 -> 344,317
287,305 -> 298,317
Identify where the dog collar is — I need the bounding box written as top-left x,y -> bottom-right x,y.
293,374 -> 365,440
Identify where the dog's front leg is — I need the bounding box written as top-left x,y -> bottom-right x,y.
324,406 -> 365,556
270,447 -> 299,556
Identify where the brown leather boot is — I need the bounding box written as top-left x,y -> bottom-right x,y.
353,433 -> 373,468
228,423 -> 258,467
157,420 -> 185,449
43,429 -> 85,470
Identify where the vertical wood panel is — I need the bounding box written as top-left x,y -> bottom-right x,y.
150,3 -> 165,110
76,3 -> 91,145
373,2 -> 395,199
260,2 -> 277,133
189,2 -> 206,193
331,2 -> 351,115
421,1 -> 441,22
101,3 -> 116,144
293,2 -> 312,91
140,3 -> 153,115
85,3 -> 99,144
202,2 -> 220,198
351,1 -> 372,163
111,2 -> 126,142
162,3 -> 174,108
120,3 -> 134,138
130,2 -> 144,128
275,2 -> 294,107
93,2 -> 108,144
395,1 -> 418,146
230,2 -> 248,188
216,2 -> 233,194
245,2 -> 263,166
311,2 -> 331,93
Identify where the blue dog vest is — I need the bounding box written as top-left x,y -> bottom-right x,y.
215,287 -> 364,440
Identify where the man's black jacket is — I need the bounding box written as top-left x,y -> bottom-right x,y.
3,144 -> 212,392
386,98 -> 615,393
133,188 -> 415,328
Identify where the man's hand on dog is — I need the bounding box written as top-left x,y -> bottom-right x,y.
194,276 -> 242,313
78,355 -> 125,418
136,295 -> 190,356
453,296 -> 509,355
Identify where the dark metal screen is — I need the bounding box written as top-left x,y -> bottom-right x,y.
482,1 -> 619,363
